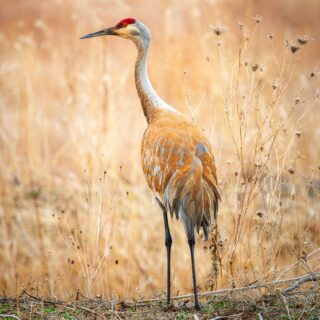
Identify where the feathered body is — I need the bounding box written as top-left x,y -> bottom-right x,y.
141,110 -> 219,240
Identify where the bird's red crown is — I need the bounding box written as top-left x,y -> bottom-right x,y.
116,18 -> 136,28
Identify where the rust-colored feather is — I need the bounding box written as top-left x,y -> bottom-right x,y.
141,109 -> 220,239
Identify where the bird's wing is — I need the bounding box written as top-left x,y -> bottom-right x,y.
141,120 -> 194,197
141,114 -> 220,238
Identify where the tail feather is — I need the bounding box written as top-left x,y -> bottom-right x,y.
163,158 -> 219,240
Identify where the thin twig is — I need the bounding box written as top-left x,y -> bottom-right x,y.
211,313 -> 243,320
21,291 -> 98,315
281,295 -> 291,320
134,273 -> 320,306
282,273 -> 320,294
0,315 -> 22,320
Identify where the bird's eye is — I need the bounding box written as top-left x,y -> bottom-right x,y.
116,22 -> 129,29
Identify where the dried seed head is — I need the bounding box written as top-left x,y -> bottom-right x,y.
286,40 -> 301,54
251,64 -> 259,72
267,34 -> 274,40
300,250 -> 308,261
237,20 -> 244,29
208,25 -> 228,36
257,211 -> 263,218
295,98 -> 300,104
253,15 -> 263,23
288,168 -> 295,175
255,161 -> 262,168
297,35 -> 311,45
290,44 -> 301,53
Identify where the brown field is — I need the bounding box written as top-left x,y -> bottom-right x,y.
0,0 -> 319,312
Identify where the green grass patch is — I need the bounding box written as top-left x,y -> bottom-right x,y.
177,311 -> 188,320
62,313 -> 76,320
0,304 -> 10,314
214,300 -> 229,309
44,305 -> 56,314
201,305 -> 214,313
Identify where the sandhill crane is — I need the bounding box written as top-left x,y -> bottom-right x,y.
81,18 -> 220,310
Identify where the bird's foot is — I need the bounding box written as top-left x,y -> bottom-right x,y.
194,302 -> 201,311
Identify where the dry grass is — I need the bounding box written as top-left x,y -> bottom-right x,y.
0,0 -> 319,305
1,286 -> 320,319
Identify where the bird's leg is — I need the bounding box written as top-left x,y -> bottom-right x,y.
163,207 -> 172,305
156,198 -> 172,305
188,235 -> 200,310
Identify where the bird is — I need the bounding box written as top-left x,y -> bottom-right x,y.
80,18 -> 220,310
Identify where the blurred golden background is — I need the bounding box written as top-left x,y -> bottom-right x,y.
0,0 -> 319,300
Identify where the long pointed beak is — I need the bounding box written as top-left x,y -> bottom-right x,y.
80,27 -> 117,39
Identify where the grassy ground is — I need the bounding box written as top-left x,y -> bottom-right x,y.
1,287 -> 319,320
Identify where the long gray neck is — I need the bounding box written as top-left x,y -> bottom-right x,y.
134,39 -> 176,123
